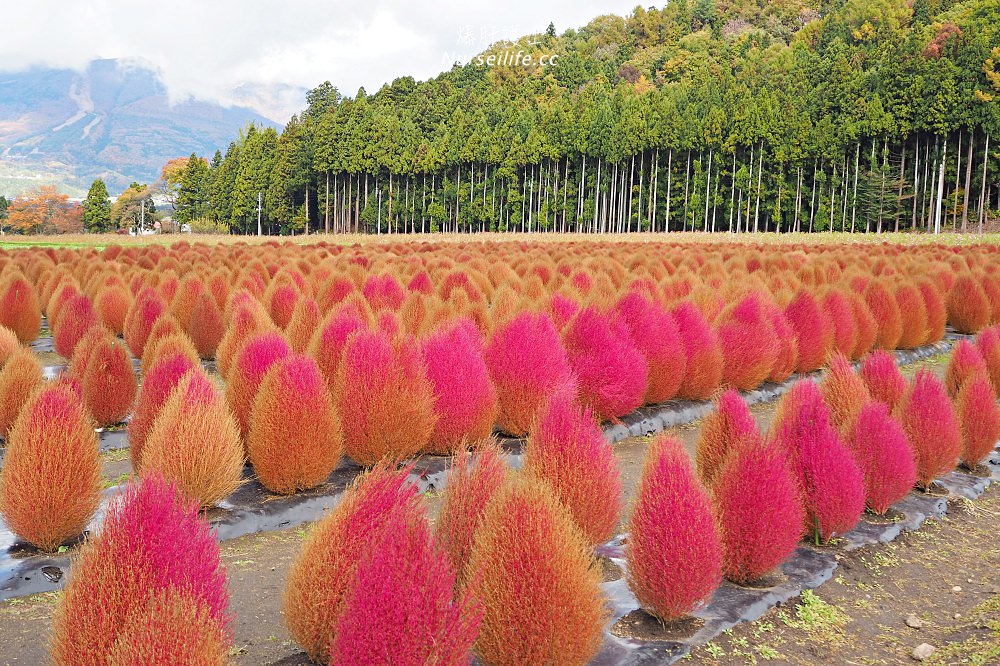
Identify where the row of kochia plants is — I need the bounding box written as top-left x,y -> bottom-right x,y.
0,239 -> 994,663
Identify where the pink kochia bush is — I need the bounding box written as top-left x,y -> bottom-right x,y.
626,434 -> 722,621
847,401 -> 918,514
944,339 -> 989,397
50,476 -> 231,666
858,349 -> 906,411
53,293 -> 99,358
485,312 -> 574,436
613,292 -> 686,404
897,369 -> 963,487
563,305 -> 648,421
225,330 -> 292,440
420,318 -> 498,453
784,290 -> 833,373
329,509 -> 481,666
772,381 -> 865,543
524,391 -> 622,546
717,293 -> 779,391
337,329 -> 437,465
673,302 -> 724,400
283,465 -> 478,664
954,374 -> 1000,469
712,436 -> 804,584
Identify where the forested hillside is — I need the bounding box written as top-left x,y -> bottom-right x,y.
171,0 -> 1000,235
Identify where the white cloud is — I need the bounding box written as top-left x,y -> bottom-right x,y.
0,0 -> 639,122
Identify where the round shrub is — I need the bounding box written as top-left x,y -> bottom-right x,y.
469,477 -> 605,666
421,318 -> 498,453
820,352 -> 870,433
0,275 -> 41,343
524,391 -> 621,545
485,311 -> 574,437
248,355 -> 343,494
864,280 -> 904,350
50,475 -> 231,665
613,292 -> 686,403
563,305 -> 648,420
696,389 -> 758,486
54,293 -> 100,358
0,384 -> 101,551
129,352 -> 199,469
947,274 -> 991,333
673,302 -> 723,400
784,289 -> 833,373
188,291 -> 225,360
142,371 -> 244,508
898,369 -> 963,488
82,338 -> 137,427
336,329 -> 436,465
858,349 -> 906,411
0,347 -> 43,438
224,330 -> 292,440
945,339 -> 988,397
284,465 -> 424,662
712,437 -> 804,584
717,293 -> 779,391
626,433 -> 722,621
847,401 -> 917,514
895,284 -> 929,349
954,374 -> 1000,469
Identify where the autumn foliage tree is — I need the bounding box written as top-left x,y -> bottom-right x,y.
6,186 -> 82,234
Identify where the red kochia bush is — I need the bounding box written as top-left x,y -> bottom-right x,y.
437,443 -> 508,586
897,369 -> 963,487
717,293 -> 779,391
94,287 -> 131,337
485,312 -> 574,436
712,437 -> 804,584
54,293 -> 100,358
0,384 -> 101,551
772,381 -> 866,543
820,352 -> 870,432
123,288 -> 167,359
847,401 -> 917,515
128,352 -> 198,469
469,477 -> 605,666
614,292 -> 686,404
858,349 -> 906,410
784,289 -> 833,373
0,275 -> 41,343
954,375 -> 1000,468
696,390 -> 759,486
945,339 -> 989,397
0,347 -> 43,438
82,338 -> 137,427
284,465 -> 425,661
673,301 -> 723,400
309,305 -> 369,392
849,293 -> 879,359
337,329 -> 437,465
563,305 -> 648,420
188,291 -> 225,360
248,355 -> 344,494
224,330 -> 292,439
0,326 -> 20,367
51,476 -> 231,665
421,318 -> 498,453
626,433 -> 722,621
524,391 -> 621,545
864,280 -> 904,350
947,274 -> 991,333
822,289 -> 858,358
766,303 -> 799,382
329,509 -> 481,666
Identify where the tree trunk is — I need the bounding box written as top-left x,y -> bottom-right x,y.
851,143 -> 860,232
682,150 -> 691,232
934,137 -> 947,234
980,133 -> 991,233
809,159 -> 818,233
952,130 -> 962,231
704,148 -> 713,231
753,141 -> 763,233
963,129 -> 975,233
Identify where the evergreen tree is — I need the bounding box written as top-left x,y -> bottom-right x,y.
82,179 -> 112,233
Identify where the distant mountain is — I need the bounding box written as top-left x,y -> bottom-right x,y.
0,59 -> 280,197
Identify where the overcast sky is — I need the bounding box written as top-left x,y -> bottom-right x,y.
2,0 -> 641,122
